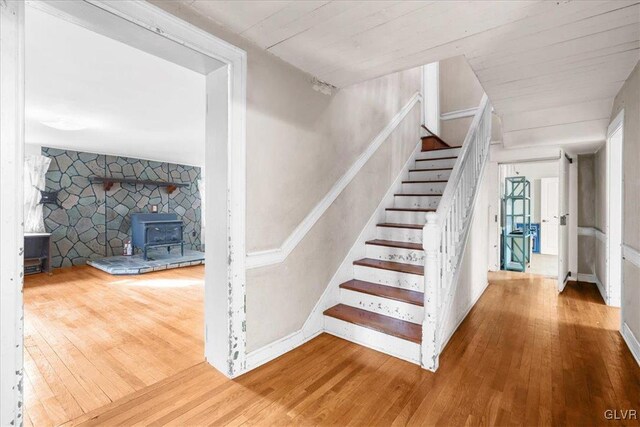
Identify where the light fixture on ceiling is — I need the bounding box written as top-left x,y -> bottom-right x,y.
40,117 -> 91,131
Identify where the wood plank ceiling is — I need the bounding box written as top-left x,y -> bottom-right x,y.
181,0 -> 640,150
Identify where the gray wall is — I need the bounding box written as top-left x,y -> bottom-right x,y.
439,55 -> 484,146
152,1 -> 422,352
578,154 -> 596,277
610,62 -> 640,343
576,146 -> 607,291
42,147 -> 201,267
593,147 -> 607,291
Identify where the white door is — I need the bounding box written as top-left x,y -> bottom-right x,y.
540,177 -> 559,256
558,153 -> 571,291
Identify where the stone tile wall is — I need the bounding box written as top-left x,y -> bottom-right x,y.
42,147 -> 202,267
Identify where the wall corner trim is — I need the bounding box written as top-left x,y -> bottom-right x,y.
244,329 -> 323,372
621,323 -> 640,367
245,91 -> 423,269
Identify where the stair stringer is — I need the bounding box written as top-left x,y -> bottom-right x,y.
301,141 -> 423,340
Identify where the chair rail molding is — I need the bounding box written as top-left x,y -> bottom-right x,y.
440,107 -> 478,121
623,244 -> 640,268
245,92 -> 423,269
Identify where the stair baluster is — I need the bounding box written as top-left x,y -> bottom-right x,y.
421,94 -> 492,371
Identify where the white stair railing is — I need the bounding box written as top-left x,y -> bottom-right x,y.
421,94 -> 492,371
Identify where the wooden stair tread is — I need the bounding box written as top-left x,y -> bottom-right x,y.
402,180 -> 448,183
354,258 -> 423,275
421,125 -> 450,148
340,279 -> 424,306
386,208 -> 435,212
416,156 -> 457,161
421,146 -> 460,152
324,304 -> 422,343
376,222 -> 422,229
365,239 -> 423,251
409,167 -> 454,172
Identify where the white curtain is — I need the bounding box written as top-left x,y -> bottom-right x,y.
24,154 -> 51,233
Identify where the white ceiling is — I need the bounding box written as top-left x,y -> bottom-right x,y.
182,0 -> 640,150
26,6 -> 210,166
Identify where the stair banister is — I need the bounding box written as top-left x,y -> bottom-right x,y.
421,94 -> 492,371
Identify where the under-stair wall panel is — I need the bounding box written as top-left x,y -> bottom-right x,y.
439,160 -> 491,350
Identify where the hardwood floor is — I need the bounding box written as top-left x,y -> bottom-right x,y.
60,271 -> 639,426
23,265 -> 204,427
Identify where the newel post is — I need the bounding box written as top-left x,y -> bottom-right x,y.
422,212 -> 441,372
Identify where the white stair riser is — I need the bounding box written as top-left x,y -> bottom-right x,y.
354,265 -> 423,291
365,244 -> 424,266
416,148 -> 461,160
376,226 -> 422,243
394,195 -> 441,209
401,181 -> 447,194
324,317 -> 421,364
340,289 -> 424,324
385,209 -> 428,224
409,169 -> 452,181
415,158 -> 456,169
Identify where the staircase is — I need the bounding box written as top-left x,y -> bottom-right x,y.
323,94 -> 492,368
323,134 -> 461,364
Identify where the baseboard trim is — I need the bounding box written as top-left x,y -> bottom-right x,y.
621,323 -> 640,367
244,329 -> 323,372
577,273 -> 607,304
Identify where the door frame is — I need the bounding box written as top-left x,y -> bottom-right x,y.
557,151 -> 571,291
495,159 -> 563,277
1,1 -> 247,423
606,109 -> 624,308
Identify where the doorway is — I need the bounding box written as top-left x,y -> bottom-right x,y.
1,2 -> 247,425
498,161 -> 560,278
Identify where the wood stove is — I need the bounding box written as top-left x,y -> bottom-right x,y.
131,213 -> 184,260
